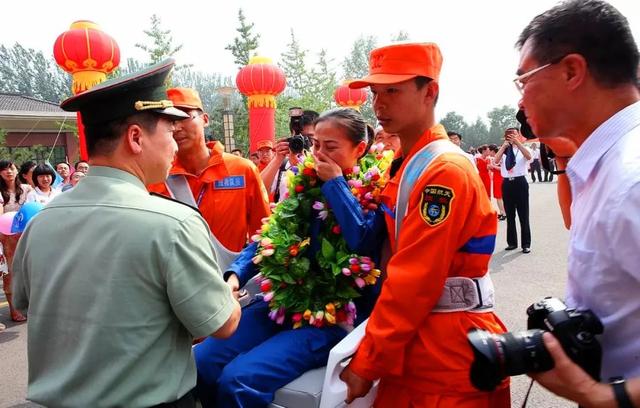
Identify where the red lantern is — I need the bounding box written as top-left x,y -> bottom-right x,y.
334,81 -> 367,110
236,56 -> 286,108
236,57 -> 287,152
53,21 -> 120,95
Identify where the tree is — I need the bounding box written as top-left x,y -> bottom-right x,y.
391,31 -> 410,42
343,35 -> 377,80
0,129 -> 49,164
172,68 -> 249,149
342,36 -> 378,126
487,105 -> 519,144
440,111 -> 468,135
465,117 -> 490,148
0,43 -> 71,103
135,14 -> 184,64
226,9 -> 260,68
280,30 -> 309,95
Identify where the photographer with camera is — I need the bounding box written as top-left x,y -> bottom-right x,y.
467,1 -> 640,407
260,108 -> 318,202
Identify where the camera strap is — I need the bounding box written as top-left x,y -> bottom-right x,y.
273,158 -> 289,203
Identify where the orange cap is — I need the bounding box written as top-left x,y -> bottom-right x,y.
256,140 -> 274,150
349,43 -> 443,89
167,87 -> 204,110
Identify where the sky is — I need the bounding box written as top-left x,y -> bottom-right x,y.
2,0 -> 639,123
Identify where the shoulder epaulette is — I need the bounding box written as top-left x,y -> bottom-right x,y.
149,192 -> 202,216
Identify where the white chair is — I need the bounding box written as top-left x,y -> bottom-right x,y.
269,319 -> 378,408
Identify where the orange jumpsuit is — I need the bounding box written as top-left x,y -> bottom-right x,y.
349,125 -> 510,407
149,141 -> 270,252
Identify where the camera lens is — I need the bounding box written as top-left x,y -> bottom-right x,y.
468,328 -> 552,391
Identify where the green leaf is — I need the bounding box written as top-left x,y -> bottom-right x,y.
321,238 -> 335,260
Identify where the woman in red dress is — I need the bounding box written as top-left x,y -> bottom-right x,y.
488,144 -> 506,220
476,145 -> 492,199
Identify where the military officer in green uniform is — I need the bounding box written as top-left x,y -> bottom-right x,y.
11,59 -> 241,408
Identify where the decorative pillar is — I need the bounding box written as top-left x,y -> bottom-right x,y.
236,56 -> 286,152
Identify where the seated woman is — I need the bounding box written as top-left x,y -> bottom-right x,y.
194,108 -> 390,408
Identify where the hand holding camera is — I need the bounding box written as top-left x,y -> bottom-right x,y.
467,297 -> 603,392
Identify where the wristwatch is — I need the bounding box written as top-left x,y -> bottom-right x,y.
610,377 -> 634,408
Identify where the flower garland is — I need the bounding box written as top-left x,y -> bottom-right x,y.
252,144 -> 394,328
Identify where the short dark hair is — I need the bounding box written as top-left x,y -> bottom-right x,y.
75,160 -> 89,168
478,144 -> 489,153
488,144 -> 499,153
84,112 -> 160,156
415,76 -> 438,105
447,131 -> 462,140
18,160 -> 36,185
55,161 -> 70,169
516,0 -> 639,87
301,110 -> 319,128
231,148 -> 243,155
32,164 -> 56,189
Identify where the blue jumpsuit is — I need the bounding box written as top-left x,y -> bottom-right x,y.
194,176 -> 385,408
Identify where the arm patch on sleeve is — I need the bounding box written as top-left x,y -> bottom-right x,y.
419,185 -> 454,226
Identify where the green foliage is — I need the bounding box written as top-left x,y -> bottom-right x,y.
465,117 -> 491,148
254,152 -> 390,327
0,43 -> 71,103
226,9 -> 260,68
0,129 -> 49,163
280,30 -> 309,95
135,14 -> 185,64
342,35 -> 378,126
391,31 -> 410,42
274,36 -> 337,137
440,111 -> 468,135
487,105 -> 519,144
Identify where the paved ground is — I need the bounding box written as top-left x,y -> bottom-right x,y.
0,180 -> 575,407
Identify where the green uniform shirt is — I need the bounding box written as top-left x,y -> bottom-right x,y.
12,166 -> 235,408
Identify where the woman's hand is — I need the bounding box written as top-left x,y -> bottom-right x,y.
226,273 -> 241,300
313,151 -> 343,181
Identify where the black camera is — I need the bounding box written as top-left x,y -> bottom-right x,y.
467,297 -> 603,392
288,107 -> 312,154
516,109 -> 557,171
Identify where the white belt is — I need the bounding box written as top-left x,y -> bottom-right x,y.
432,274 -> 495,313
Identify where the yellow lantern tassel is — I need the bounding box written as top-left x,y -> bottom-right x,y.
247,94 -> 277,109
72,71 -> 107,95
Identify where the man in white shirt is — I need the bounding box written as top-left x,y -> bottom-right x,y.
493,128 -> 532,253
529,143 -> 542,182
515,0 -> 640,406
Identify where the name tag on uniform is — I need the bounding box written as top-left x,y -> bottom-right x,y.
214,175 -> 245,190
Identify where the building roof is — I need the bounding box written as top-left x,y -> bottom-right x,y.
0,93 -> 67,113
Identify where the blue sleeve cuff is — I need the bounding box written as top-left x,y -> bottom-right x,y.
321,177 -> 385,253
225,241 -> 259,288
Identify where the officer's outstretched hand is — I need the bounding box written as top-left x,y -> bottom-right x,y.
529,333 -> 611,407
340,364 -> 373,404
313,151 -> 342,182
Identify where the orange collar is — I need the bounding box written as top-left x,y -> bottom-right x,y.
395,124 -> 448,177
169,141 -> 230,182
